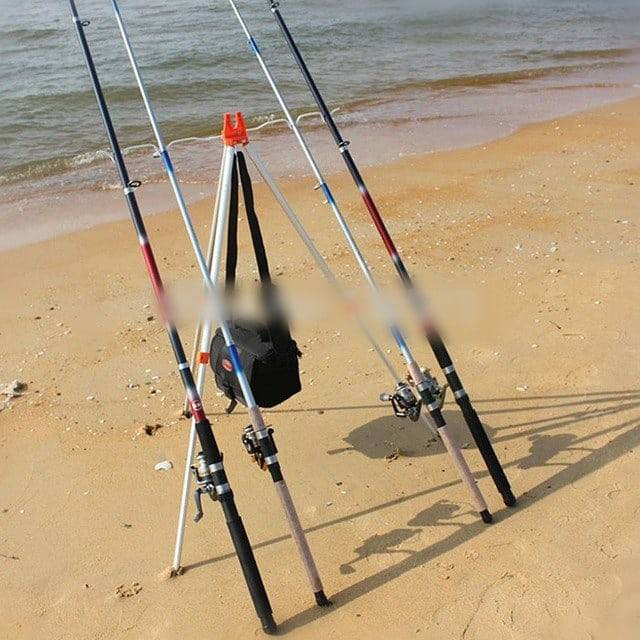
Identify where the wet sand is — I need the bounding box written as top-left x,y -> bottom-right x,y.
1,98 -> 639,639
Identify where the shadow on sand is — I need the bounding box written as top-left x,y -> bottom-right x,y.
181,388 -> 640,634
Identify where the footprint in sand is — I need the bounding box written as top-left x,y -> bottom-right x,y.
115,582 -> 142,598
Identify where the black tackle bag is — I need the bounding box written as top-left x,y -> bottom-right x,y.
209,152 -> 302,410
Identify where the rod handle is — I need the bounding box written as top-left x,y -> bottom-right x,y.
221,497 -> 276,632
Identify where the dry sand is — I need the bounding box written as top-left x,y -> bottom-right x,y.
1,98 -> 639,639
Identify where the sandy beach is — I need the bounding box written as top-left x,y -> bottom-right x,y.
1,97 -> 638,639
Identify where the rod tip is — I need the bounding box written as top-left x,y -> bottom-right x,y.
480,509 -> 493,524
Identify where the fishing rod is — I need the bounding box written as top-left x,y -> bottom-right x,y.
108,0 -> 330,609
244,141 -> 447,433
223,0 -> 493,524
66,1 -> 276,632
265,1 -> 516,508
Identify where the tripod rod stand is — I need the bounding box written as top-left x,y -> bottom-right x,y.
172,114 -> 491,577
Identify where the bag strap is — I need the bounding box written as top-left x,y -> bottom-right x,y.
223,151 -> 292,350
225,152 -> 273,291
224,157 -> 240,294
237,152 -> 273,287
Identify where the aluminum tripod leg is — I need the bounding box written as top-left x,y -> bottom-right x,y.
183,151 -> 228,416
172,145 -> 235,574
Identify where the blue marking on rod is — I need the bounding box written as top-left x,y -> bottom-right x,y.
249,37 -> 260,55
320,183 -> 335,205
390,325 -> 408,351
160,149 -> 174,174
227,344 -> 246,376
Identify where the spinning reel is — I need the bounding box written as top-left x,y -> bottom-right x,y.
381,372 -> 446,422
242,425 -> 277,470
190,452 -> 217,523
380,382 -> 422,422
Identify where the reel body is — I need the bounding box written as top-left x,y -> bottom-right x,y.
190,452 -> 218,522
380,382 -> 422,421
381,373 -> 446,422
242,425 -> 277,470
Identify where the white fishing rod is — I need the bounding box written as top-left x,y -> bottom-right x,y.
224,0 -> 493,523
109,0 -> 330,608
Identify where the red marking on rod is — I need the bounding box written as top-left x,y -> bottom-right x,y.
424,322 -> 437,336
139,240 -> 170,319
198,352 -> 210,365
138,241 -> 207,425
361,190 -> 398,256
140,241 -> 164,298
190,404 -> 206,422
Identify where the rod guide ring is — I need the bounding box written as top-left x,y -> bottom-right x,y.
127,180 -> 142,189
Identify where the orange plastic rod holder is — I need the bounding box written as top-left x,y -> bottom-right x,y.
222,112 -> 249,147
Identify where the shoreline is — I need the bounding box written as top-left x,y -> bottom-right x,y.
5,45 -> 640,189
2,62 -> 639,253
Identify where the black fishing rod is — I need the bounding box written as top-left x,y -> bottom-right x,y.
266,1 -> 516,507
67,1 -> 276,632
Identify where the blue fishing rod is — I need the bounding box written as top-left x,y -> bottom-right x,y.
264,1 -> 516,508
66,0 -> 276,632
107,0 -> 330,611
223,0 -> 493,523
